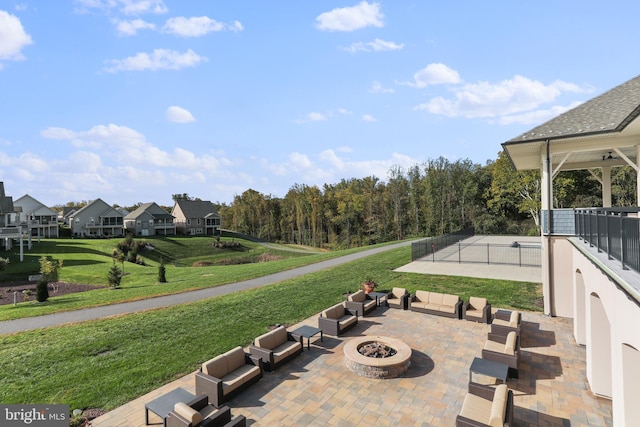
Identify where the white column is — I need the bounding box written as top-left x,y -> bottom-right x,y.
602,166 -> 612,207
637,146 -> 640,206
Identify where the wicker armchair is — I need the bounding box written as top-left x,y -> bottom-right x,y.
167,395 -> 246,427
481,331 -> 519,379
456,382 -> 514,427
463,297 -> 492,323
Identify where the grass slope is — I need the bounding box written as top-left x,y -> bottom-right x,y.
0,244 -> 541,412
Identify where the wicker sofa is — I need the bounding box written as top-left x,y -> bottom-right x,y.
318,302 -> 358,336
409,290 -> 462,319
345,290 -> 378,316
387,287 -> 410,310
463,297 -> 492,324
167,396 -> 246,427
195,346 -> 263,407
482,331 -> 519,379
249,326 -> 303,372
456,382 -> 514,427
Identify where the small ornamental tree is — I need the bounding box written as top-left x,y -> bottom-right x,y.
108,262 -> 122,289
0,257 -> 9,271
158,259 -> 167,283
39,256 -> 63,283
36,279 -> 49,302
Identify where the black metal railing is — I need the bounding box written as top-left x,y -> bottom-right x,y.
411,227 -> 475,261
433,241 -> 541,267
575,207 -> 640,273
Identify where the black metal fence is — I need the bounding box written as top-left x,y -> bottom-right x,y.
411,227 -> 475,261
575,207 -> 640,273
432,242 -> 541,267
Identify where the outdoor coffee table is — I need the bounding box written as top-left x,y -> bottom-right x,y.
290,325 -> 323,350
469,357 -> 509,384
368,291 -> 389,307
145,387 -> 194,426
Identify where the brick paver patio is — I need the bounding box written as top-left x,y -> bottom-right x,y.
92,307 -> 612,426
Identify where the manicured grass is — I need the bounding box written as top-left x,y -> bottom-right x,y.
0,245 -> 541,412
0,237 -> 378,321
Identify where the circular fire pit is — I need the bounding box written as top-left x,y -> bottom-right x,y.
343,336 -> 411,379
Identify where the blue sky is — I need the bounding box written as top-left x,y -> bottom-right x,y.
1,1 -> 640,207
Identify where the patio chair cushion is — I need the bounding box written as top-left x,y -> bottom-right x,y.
484,331 -> 517,355
348,290 -> 366,302
322,303 -> 346,320
459,384 -> 508,427
493,310 -> 520,328
391,287 -> 407,299
415,290 -> 430,302
203,354 -> 228,379
226,347 -> 247,372
469,297 -> 487,310
173,402 -> 203,426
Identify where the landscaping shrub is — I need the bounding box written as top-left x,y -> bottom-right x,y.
107,263 -> 122,289
0,257 -> 9,271
36,279 -> 49,302
158,261 -> 166,283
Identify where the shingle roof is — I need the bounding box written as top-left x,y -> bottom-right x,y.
175,200 -> 219,219
0,182 -> 15,215
125,202 -> 174,220
505,74 -> 640,144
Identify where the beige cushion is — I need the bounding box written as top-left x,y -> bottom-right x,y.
221,372 -> 244,393
509,311 -> 520,325
439,304 -> 456,314
173,402 -> 203,426
225,346 -> 246,372
469,296 -> 486,309
392,287 -> 407,299
489,384 -> 508,427
255,331 -> 275,350
322,306 -> 335,319
466,309 -> 483,318
459,392 -> 492,425
442,294 -> 459,307
333,303 -> 345,318
504,332 -> 517,355
484,339 -> 505,354
203,354 -> 227,379
349,290 -> 365,302
415,290 -> 430,302
339,315 -> 357,328
271,326 -> 288,347
429,292 -> 444,305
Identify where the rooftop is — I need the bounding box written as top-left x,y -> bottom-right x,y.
92,306 -> 612,426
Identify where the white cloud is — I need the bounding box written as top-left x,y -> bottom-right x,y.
162,16 -> 243,37
113,18 -> 156,36
370,81 -> 394,94
103,48 -> 207,72
74,0 -> 168,15
343,38 -> 403,53
0,10 -> 33,66
416,75 -> 591,119
165,106 -> 196,123
316,1 -> 383,32
362,114 -> 377,122
497,101 -> 583,125
401,63 -> 461,88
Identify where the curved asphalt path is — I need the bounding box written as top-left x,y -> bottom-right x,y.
0,240 -> 414,335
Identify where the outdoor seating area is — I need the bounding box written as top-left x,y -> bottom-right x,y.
248,325 -> 303,372
409,289 -> 463,318
92,301 -> 612,426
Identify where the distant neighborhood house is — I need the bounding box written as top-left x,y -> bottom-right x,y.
171,200 -> 221,236
13,194 -> 59,238
69,198 -> 125,238
124,202 -> 176,236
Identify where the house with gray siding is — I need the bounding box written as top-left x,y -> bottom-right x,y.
69,198 -> 124,237
171,200 -> 220,236
125,202 -> 176,236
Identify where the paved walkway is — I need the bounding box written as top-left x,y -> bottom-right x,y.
92,307 -> 612,426
0,241 -> 414,335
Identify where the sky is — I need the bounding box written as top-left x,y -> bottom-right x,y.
2,1 -> 640,207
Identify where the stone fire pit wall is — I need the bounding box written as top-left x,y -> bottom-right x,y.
343,336 -> 412,379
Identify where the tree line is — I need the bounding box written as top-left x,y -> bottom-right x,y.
54,150 -> 637,249
217,151 -> 637,249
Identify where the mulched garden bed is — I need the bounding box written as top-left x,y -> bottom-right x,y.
0,281 -> 103,306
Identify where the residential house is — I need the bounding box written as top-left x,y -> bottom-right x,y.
69,198 -> 124,238
125,202 -> 176,236
0,182 -> 27,259
502,73 -> 640,426
13,194 -> 59,238
171,200 -> 221,236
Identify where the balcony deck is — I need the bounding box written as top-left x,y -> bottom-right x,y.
91,307 -> 611,426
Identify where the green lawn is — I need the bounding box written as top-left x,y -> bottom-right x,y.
0,236 -> 373,321
0,244 -> 541,412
